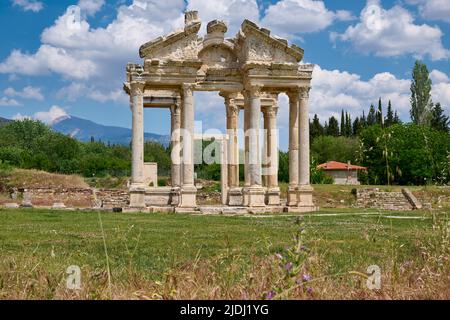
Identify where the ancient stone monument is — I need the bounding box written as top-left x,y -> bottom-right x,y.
123,11 -> 315,213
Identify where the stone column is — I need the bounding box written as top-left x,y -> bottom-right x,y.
224,94 -> 239,188
263,101 -> 280,206
243,85 -> 265,207
225,93 -> 243,206
179,83 -> 197,208
129,81 -> 146,208
170,102 -> 182,188
297,86 -> 314,210
287,91 -> 299,206
170,102 -> 181,206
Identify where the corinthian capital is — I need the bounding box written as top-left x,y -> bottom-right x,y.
246,84 -> 263,97
182,83 -> 195,97
130,81 -> 145,96
299,86 -> 311,100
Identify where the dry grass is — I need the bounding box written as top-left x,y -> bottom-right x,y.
1,168 -> 88,189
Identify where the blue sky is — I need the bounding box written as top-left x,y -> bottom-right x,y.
0,0 -> 449,150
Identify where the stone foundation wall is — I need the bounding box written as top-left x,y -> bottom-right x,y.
17,188 -> 94,207
3,187 -> 130,209
356,188 -> 418,211
95,189 -> 130,209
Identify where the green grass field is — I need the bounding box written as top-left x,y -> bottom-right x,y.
0,208 -> 448,299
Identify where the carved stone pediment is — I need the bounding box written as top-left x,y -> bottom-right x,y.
236,20 -> 303,65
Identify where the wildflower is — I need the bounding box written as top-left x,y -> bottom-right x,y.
307,287 -> 313,294
266,291 -> 275,300
302,274 -> 312,282
275,253 -> 283,260
300,245 -> 307,251
284,262 -> 293,271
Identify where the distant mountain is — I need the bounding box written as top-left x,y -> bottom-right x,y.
51,116 -> 170,146
0,116 -> 11,126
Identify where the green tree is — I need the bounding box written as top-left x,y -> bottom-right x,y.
377,98 -> 383,125
367,104 -> 376,126
410,60 -> 433,125
311,136 -> 359,164
310,114 -> 324,140
327,116 -> 339,136
340,110 -> 345,136
430,103 -> 449,133
385,100 -> 394,127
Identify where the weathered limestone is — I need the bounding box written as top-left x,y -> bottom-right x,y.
124,12 -> 316,212
263,102 -> 280,206
223,93 -> 243,206
129,81 -> 146,208
170,103 -> 182,205
297,87 -> 315,211
244,85 -> 265,207
287,91 -> 299,206
179,83 -> 197,208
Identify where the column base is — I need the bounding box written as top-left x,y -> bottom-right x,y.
266,187 -> 280,206
129,184 -> 146,208
297,184 -> 314,207
179,185 -> 197,208
228,187 -> 244,206
286,185 -> 298,206
170,187 -> 181,206
243,186 -> 266,207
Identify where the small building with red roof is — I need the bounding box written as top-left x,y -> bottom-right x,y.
317,161 -> 367,185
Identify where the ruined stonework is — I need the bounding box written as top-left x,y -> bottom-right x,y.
4,188 -> 130,209
356,188 -> 422,211
124,11 -> 316,213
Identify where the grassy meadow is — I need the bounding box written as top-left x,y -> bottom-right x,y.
0,208 -> 448,299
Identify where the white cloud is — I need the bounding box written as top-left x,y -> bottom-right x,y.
187,0 -> 259,36
430,69 -> 450,83
334,0 -> 450,60
78,0 -> 105,17
261,0 -> 355,37
0,45 -> 97,79
57,82 -> 128,104
33,106 -> 69,124
0,97 -> 21,107
406,0 -> 450,23
12,0 -> 43,12
4,86 -> 44,101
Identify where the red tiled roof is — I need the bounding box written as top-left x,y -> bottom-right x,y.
317,161 -> 367,171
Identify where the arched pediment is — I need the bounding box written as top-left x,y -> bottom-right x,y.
198,42 -> 239,70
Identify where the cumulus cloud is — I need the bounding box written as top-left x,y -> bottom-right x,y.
333,0 -> 450,60
0,97 -> 21,107
261,0 -> 355,38
0,45 -> 97,79
4,86 -> 44,101
406,0 -> 450,23
33,106 -> 69,124
12,0 -> 43,12
187,0 -> 259,36
78,0 -> 105,17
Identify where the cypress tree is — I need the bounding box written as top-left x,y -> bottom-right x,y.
367,104 -> 376,126
386,100 -> 394,127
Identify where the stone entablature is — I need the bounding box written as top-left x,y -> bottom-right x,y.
123,11 -> 316,212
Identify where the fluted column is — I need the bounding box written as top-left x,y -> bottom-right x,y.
263,100 -> 281,206
243,85 -> 265,207
266,105 -> 279,189
248,85 -> 262,187
224,94 -> 239,188
179,83 -> 197,207
130,81 -> 145,185
297,86 -> 314,209
170,102 -> 181,188
129,81 -> 146,208
287,91 -> 299,206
